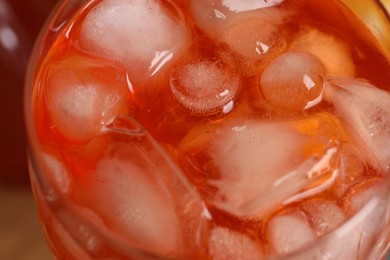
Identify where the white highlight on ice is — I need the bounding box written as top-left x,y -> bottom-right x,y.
232,125 -> 248,132
222,0 -> 284,12
304,89 -> 324,110
303,74 -> 315,90
149,50 -> 174,76
214,9 -> 226,19
255,41 -> 269,55
306,147 -> 338,179
284,169 -> 338,205
222,100 -> 234,114
126,72 -> 134,94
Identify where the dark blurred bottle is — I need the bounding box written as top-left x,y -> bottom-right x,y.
0,0 -> 57,185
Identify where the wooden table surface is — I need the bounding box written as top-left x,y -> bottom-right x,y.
0,183 -> 52,260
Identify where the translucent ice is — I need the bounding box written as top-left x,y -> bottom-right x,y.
221,17 -> 286,76
170,60 -> 240,114
343,178 -> 385,214
208,227 -> 263,260
334,144 -> 367,198
260,51 -> 325,112
73,116 -> 208,257
189,0 -> 296,76
324,78 -> 390,172
300,177 -> 389,259
45,57 -> 126,142
300,199 -> 346,237
267,213 -> 316,255
289,26 -> 355,77
267,200 -> 349,258
338,178 -> 388,259
91,158 -> 181,254
208,117 -> 340,217
41,153 -> 71,195
190,0 -> 297,38
80,0 -> 189,81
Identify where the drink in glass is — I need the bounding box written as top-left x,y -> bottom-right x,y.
25,0 -> 390,259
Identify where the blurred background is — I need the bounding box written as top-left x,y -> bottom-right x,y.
0,0 -> 57,259
0,0 -> 389,259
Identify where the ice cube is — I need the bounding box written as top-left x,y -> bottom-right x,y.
340,178 -> 388,258
267,213 -> 316,256
208,118 -> 340,217
324,78 -> 390,172
260,51 -> 325,112
221,17 -> 286,76
80,0 -> 189,82
72,116 -> 209,257
41,153 -> 71,195
267,202 -> 358,259
334,144 -> 367,198
300,199 -> 346,237
342,178 -> 384,214
170,60 -> 240,115
46,57 -> 127,142
190,0 -> 298,38
289,26 -> 355,77
208,226 -> 263,260
88,158 -> 181,255
319,232 -> 360,260
190,1 -> 299,76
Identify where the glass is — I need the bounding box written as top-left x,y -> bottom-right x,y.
25,0 -> 390,259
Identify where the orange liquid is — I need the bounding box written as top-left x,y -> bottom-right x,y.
31,0 -> 390,258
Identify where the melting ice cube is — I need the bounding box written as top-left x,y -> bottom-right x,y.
208,226 -> 263,260
334,144 -> 367,198
260,51 -> 325,112
289,26 -> 355,77
324,78 -> 390,173
80,0 -> 189,82
297,177 -> 389,260
189,0 -> 298,76
45,57 -> 127,142
335,178 -> 388,259
208,117 -> 340,217
72,116 -> 209,258
190,0 -> 297,38
300,199 -> 346,237
41,153 -> 71,195
267,200 -> 350,258
90,158 -> 181,254
267,213 -> 316,256
221,17 -> 286,76
170,60 -> 240,115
